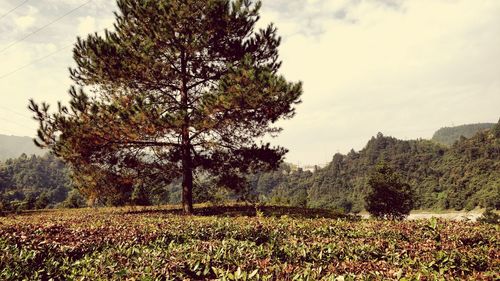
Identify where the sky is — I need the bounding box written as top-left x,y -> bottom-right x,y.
0,0 -> 499,166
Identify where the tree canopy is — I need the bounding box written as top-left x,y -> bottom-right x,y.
364,163 -> 414,220
0,154 -> 72,212
29,0 -> 302,213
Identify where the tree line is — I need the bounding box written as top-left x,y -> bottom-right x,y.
2,119 -> 498,213
0,154 -> 80,212
249,120 -> 500,212
432,123 -> 495,146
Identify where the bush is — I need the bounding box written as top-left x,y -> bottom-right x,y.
24,192 -> 37,210
35,192 -> 50,209
365,163 -> 414,220
131,185 -> 151,206
0,195 -> 13,215
61,190 -> 87,209
477,209 -> 499,224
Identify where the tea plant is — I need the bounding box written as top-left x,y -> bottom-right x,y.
0,207 -> 498,280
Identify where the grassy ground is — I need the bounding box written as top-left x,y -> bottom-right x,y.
0,205 -> 498,280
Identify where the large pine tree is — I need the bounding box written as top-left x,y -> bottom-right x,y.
29,0 -> 302,213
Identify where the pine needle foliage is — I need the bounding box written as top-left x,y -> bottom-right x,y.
29,0 -> 302,213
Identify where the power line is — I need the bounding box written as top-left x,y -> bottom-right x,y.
0,25 -> 109,81
0,105 -> 33,120
0,0 -> 92,54
0,43 -> 72,80
0,0 -> 29,21
0,116 -> 34,130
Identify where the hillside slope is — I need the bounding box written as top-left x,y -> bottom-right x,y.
0,134 -> 43,161
250,120 -> 500,211
432,123 -> 495,146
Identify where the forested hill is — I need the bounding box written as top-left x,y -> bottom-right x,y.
250,120 -> 500,211
0,134 -> 43,161
0,154 -> 72,210
432,123 -> 495,146
2,121 -> 499,212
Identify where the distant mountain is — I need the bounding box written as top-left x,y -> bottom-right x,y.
432,123 -> 495,146
0,134 -> 44,161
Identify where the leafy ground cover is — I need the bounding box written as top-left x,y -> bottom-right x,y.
0,206 -> 498,280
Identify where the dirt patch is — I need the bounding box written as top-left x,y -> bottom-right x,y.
360,211 -> 483,221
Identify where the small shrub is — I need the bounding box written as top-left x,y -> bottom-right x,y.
365,163 -> 414,220
35,193 -> 50,210
61,190 -> 87,209
477,209 -> 499,224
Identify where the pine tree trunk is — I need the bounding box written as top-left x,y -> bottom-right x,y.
180,103 -> 194,214
181,144 -> 194,214
180,49 -> 193,214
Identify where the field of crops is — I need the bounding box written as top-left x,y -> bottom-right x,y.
0,206 -> 498,280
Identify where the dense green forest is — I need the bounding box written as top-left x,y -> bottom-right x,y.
166,120 -> 498,211
431,123 -> 495,146
0,154 -> 73,211
1,121 -> 499,212
249,120 -> 500,211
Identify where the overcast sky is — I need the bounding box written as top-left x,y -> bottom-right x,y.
0,0 -> 499,165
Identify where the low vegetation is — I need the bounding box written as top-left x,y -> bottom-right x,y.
477,209 -> 500,224
0,206 -> 498,280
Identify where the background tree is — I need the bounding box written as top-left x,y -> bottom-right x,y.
34,192 -> 50,209
365,163 -> 414,220
493,118 -> 500,138
0,154 -> 72,211
61,189 -> 87,209
30,0 -> 302,214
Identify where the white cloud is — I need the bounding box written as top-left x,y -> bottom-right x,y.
13,5 -> 38,31
77,16 -> 97,36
